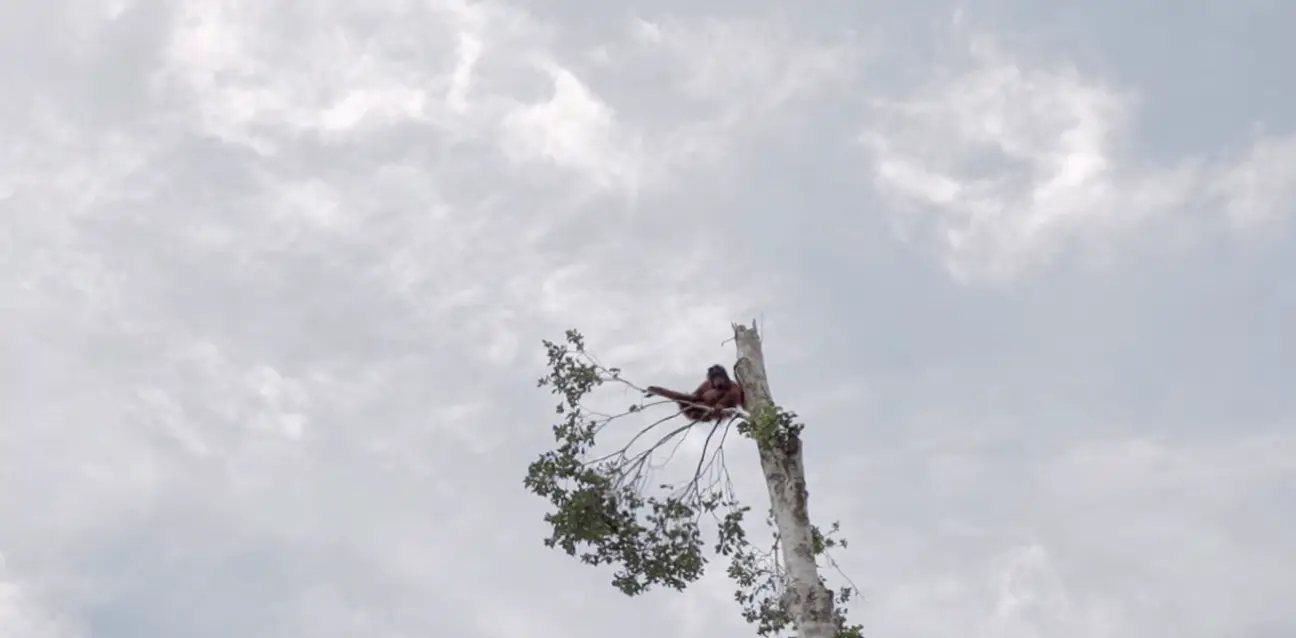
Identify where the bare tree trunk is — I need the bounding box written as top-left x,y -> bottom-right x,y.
732,321 -> 835,638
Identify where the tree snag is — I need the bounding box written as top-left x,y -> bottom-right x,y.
732,321 -> 836,638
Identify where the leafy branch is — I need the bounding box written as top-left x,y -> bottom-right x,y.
523,330 -> 864,636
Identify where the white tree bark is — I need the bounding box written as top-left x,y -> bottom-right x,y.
732,321 -> 835,638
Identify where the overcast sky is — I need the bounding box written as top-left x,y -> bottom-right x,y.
2,0 -> 1294,637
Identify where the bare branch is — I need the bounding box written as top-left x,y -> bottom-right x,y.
584,411 -> 682,466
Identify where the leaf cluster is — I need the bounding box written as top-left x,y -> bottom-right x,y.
523,331 -> 725,595
522,330 -> 864,637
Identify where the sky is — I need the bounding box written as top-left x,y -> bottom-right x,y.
1,0 -> 1294,637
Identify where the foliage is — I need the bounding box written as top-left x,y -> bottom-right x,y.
739,403 -> 805,453
523,329 -> 864,637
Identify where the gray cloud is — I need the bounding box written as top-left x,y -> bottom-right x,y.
2,1 -> 1293,637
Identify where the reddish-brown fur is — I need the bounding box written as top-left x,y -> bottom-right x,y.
646,364 -> 743,422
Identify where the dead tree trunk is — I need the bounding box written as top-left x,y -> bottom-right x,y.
732,321 -> 836,638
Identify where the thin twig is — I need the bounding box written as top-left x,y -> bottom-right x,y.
680,418 -> 726,501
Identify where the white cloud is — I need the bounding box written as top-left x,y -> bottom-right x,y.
446,32 -> 484,113
853,429 -> 1296,637
863,541 -> 1113,638
500,64 -> 643,190
979,544 -> 1119,638
862,30 -> 1296,284
0,568 -> 76,638
1210,131 -> 1296,230
4,2 -> 1294,638
613,15 -> 858,169
158,0 -> 662,200
158,0 -> 502,149
632,17 -> 854,111
1040,431 -> 1296,506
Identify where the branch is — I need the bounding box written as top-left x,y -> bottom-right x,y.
528,330 -> 754,599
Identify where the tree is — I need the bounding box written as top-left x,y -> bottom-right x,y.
523,321 -> 863,638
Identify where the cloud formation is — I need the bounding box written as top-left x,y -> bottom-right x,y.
862,27 -> 1296,284
1,1 -> 1293,637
